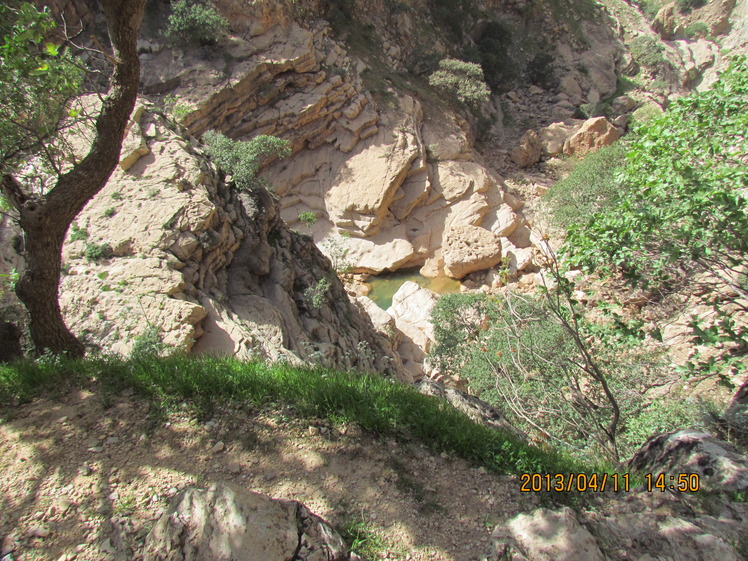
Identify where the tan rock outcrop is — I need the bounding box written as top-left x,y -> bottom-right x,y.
324,128 -> 420,236
56,105 -> 407,379
442,226 -> 503,280
538,121 -> 580,157
386,281 -> 440,379
510,130 -> 542,168
563,117 -> 621,156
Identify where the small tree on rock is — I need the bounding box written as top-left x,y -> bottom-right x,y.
0,0 -> 148,357
428,58 -> 491,106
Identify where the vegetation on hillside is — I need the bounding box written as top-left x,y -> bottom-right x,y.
0,354 -> 608,488
203,130 -> 291,192
428,286 -> 692,462
563,58 -> 747,297
431,59 -> 748,461
428,58 -> 491,106
165,0 -> 229,47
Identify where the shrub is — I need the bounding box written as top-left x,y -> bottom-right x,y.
564,57 -> 748,383
676,0 -> 706,13
202,130 -> 291,192
84,243 -> 113,262
527,52 -> 558,91
629,35 -> 665,69
429,290 -> 692,461
428,58 -> 490,106
165,0 -> 229,47
543,142 -> 628,232
69,222 -> 89,242
304,278 -> 331,310
473,20 -> 518,92
575,101 -> 613,119
684,22 -> 709,39
130,326 -> 166,358
565,58 -> 748,288
298,211 -> 317,232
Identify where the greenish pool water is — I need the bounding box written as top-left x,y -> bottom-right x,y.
365,268 -> 461,310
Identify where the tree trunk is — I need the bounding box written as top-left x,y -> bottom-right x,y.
16,204 -> 83,356
3,0 -> 146,357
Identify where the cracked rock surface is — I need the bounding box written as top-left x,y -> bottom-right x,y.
143,482 -> 356,561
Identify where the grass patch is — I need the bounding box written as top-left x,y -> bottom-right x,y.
0,355 -> 613,497
338,512 -> 388,560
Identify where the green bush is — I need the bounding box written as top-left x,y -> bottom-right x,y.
298,211 -> 317,232
304,278 -> 331,310
130,326 -> 166,358
428,58 -> 490,106
565,57 -> 748,288
543,142 -> 628,231
564,57 -> 748,382
0,2 -> 83,170
202,130 -> 291,192
473,20 -> 518,92
165,0 -> 229,47
69,222 -> 89,242
84,243 -> 113,262
527,52 -> 558,91
629,35 -> 665,69
684,22 -> 709,38
429,291 -> 696,460
676,0 -> 706,13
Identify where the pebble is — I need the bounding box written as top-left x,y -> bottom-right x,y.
87,446 -> 104,453
100,538 -> 116,554
26,524 -> 50,538
210,441 -> 225,454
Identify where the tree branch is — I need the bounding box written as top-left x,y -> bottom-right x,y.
1,174 -> 29,211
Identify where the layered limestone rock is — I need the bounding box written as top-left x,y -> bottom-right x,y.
144,483 -> 357,561
139,20 -> 520,280
58,105 -> 407,380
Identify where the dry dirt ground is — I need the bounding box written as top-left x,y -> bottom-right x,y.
0,384 -> 541,561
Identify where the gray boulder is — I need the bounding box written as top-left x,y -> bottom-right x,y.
143,483 -> 358,561
629,430 -> 748,492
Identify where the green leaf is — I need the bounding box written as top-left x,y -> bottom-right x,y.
44,42 -> 59,56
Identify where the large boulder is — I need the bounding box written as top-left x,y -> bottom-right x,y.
629,430 -> 748,492
653,2 -> 678,39
143,483 -> 357,561
386,281 -> 438,352
510,130 -> 542,168
537,121 -> 580,157
563,116 -> 621,156
489,507 -> 606,561
442,225 -> 502,279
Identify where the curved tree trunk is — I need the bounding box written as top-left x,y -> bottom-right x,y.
3,0 -> 146,357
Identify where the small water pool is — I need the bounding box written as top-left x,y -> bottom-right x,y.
365,268 -> 461,310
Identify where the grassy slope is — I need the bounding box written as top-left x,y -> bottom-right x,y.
0,355 -> 610,482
